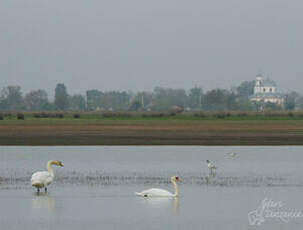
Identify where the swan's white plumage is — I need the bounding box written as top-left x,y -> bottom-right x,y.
31,171 -> 54,188
136,176 -> 179,198
136,188 -> 174,197
31,160 -> 63,191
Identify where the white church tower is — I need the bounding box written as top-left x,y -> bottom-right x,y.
254,75 -> 263,94
250,74 -> 284,105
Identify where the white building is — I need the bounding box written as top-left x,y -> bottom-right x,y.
250,74 -> 284,105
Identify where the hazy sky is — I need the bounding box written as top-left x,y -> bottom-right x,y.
0,0 -> 302,97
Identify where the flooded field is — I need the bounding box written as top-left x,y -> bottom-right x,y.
0,146 -> 303,229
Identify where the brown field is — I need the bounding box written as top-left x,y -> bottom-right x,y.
1,119 -> 303,145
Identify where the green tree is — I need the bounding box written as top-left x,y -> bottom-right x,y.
86,90 -> 103,110
0,91 -> 8,110
129,100 -> 142,111
295,95 -> 303,110
131,91 -> 153,110
226,92 -> 238,110
54,83 -> 69,110
235,99 -> 255,111
202,89 -> 228,111
69,94 -> 86,111
0,85 -> 24,111
188,86 -> 203,109
234,80 -> 256,111
101,91 -> 131,110
24,89 -> 49,111
265,102 -> 283,111
284,92 -> 299,111
152,87 -> 187,111
86,90 -> 131,111
236,80 -> 255,99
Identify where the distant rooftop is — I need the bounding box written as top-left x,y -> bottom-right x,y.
261,77 -> 277,87
250,92 -> 284,99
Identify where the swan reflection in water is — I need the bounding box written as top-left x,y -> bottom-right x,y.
31,193 -> 54,213
141,196 -> 179,214
205,171 -> 216,184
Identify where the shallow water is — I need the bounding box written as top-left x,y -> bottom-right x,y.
0,146 -> 303,229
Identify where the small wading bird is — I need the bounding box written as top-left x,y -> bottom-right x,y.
206,160 -> 216,174
226,152 -> 238,159
31,160 -> 64,193
136,176 -> 180,198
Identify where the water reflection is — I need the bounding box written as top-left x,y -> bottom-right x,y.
1,146 -> 303,230
141,197 -> 179,214
206,171 -> 216,184
173,197 -> 179,214
31,193 -> 54,213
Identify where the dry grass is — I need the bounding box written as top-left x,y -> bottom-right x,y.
1,119 -> 303,145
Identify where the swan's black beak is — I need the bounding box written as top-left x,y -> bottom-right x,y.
175,177 -> 180,182
59,161 -> 64,167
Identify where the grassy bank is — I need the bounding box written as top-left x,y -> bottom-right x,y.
2,111 -> 303,120
1,112 -> 303,145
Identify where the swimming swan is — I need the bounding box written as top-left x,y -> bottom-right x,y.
136,176 -> 180,197
31,160 -> 64,193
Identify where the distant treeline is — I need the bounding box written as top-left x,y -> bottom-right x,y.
2,111 -> 303,121
0,81 -> 301,112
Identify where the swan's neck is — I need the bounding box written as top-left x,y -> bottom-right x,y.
47,161 -> 55,177
172,180 -> 178,197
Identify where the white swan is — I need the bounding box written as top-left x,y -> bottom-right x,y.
31,160 -> 64,193
136,176 -> 180,197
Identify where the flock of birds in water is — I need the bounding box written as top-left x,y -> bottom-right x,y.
30,152 -> 239,197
